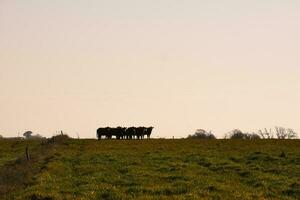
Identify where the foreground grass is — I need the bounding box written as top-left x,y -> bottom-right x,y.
0,138 -> 299,199
0,139 -> 40,168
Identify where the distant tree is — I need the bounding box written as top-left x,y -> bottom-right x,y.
228,129 -> 245,139
258,128 -> 274,139
275,127 -> 297,139
250,133 -> 261,139
23,131 -> 46,140
188,129 -> 216,139
257,127 -> 297,139
227,129 -> 260,139
0,135 -> 3,139
30,134 -> 46,139
23,131 -> 33,139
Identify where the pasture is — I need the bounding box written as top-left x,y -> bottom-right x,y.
0,138 -> 299,199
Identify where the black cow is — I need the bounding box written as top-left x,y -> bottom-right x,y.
125,127 -> 135,139
135,127 -> 145,139
97,127 -> 112,140
97,126 -> 154,140
145,127 -> 154,139
115,127 -> 126,139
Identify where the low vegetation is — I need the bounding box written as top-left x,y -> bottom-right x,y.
0,137 -> 299,199
226,129 -> 261,140
258,127 -> 297,139
187,129 -> 216,139
224,127 -> 298,140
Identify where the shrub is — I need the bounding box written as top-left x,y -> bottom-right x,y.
187,129 -> 216,139
44,134 -> 70,145
227,129 -> 260,139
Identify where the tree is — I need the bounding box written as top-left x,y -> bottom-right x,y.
258,128 -> 274,139
228,129 -> 245,139
188,129 -> 216,139
23,131 -> 33,139
250,133 -> 261,139
275,127 -> 297,139
257,127 -> 297,139
227,129 -> 260,139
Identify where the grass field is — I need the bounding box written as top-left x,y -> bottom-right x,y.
0,137 -> 299,200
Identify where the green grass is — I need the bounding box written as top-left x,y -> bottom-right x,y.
0,139 -> 40,167
0,138 -> 299,199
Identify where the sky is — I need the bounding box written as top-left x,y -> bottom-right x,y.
1,0 -> 300,138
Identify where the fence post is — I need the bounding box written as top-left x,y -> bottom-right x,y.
26,145 -> 30,161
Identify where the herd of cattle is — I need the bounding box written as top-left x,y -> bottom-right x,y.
97,127 -> 154,140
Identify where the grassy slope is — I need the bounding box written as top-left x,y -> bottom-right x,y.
0,139 -> 299,200
0,139 -> 40,167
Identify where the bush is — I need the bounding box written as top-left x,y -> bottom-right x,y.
44,134 -> 70,145
227,129 -> 260,140
188,129 -> 216,139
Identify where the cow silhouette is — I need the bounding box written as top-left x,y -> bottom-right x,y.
96,127 -> 154,140
145,127 -> 154,139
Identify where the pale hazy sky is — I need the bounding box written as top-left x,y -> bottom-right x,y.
1,0 -> 300,138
